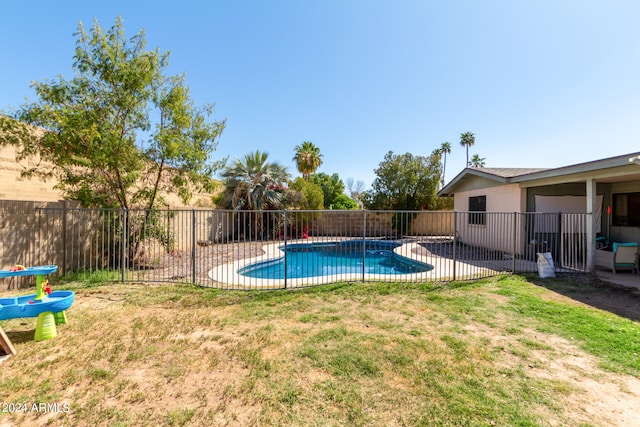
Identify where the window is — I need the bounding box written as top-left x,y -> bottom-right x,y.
469,195 -> 486,225
612,192 -> 640,226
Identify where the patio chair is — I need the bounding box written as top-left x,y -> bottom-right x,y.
595,235 -> 609,249
595,242 -> 639,274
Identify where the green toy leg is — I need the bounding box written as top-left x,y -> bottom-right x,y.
34,311 -> 57,342
54,311 -> 67,325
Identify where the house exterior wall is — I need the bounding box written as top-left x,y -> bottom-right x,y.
453,183 -> 524,212
441,155 -> 640,271
453,183 -> 526,254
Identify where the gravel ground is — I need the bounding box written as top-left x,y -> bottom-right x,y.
133,241 -> 266,283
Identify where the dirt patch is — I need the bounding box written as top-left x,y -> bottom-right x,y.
528,334 -> 640,427
463,320 -> 640,427
137,242 -> 266,282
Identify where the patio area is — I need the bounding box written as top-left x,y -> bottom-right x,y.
595,269 -> 640,290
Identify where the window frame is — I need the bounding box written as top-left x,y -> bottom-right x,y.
468,195 -> 487,225
612,192 -> 640,227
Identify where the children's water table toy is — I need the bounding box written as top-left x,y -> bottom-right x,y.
0,265 -> 74,342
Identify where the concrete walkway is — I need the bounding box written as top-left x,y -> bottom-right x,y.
208,240 -> 494,289
595,269 -> 640,290
207,238 -> 640,290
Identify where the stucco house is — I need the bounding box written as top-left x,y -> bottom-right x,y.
438,152 -> 640,272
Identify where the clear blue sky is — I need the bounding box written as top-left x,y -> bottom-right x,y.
2,1 -> 639,188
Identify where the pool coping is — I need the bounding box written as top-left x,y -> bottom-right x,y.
207,238 -> 490,289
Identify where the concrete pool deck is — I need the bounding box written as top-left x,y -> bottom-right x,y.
208,239 -> 506,289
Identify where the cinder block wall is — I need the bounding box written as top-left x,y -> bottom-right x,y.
0,145 -> 62,202
312,211 -> 455,237
0,144 -> 217,207
0,201 -> 68,290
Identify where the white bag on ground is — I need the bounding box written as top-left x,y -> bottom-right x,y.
536,252 -> 556,278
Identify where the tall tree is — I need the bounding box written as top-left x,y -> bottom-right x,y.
0,17 -> 225,209
293,141 -> 323,181
287,177 -> 324,210
459,132 -> 475,168
310,172 -> 344,209
219,151 -> 290,210
469,154 -> 486,168
439,141 -> 451,187
366,151 -> 441,210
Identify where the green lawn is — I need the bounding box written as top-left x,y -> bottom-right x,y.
1,275 -> 639,426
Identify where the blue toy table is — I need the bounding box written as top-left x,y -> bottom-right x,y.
0,266 -> 74,342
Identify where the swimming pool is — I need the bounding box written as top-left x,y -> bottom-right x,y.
237,240 -> 433,279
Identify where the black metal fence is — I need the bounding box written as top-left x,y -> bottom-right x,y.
0,206 -> 590,290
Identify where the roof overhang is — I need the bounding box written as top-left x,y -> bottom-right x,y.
438,168 -> 508,197
438,152 -> 640,197
512,153 -> 640,187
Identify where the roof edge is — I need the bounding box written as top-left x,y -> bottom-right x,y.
438,151 -> 640,197
438,167 -> 510,197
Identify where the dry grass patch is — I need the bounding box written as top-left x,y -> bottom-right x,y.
1,277 -> 639,426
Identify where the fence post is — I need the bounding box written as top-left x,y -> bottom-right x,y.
61,203 -> 67,276
512,212 -> 517,273
362,209 -> 367,281
37,207 -> 43,270
557,212 -> 562,271
192,209 -> 196,284
121,208 -> 127,283
283,210 -> 288,290
452,211 -> 457,281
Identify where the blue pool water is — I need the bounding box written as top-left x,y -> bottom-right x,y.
238,240 -> 433,279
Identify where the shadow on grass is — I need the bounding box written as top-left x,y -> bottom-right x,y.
4,329 -> 34,345
529,273 -> 640,322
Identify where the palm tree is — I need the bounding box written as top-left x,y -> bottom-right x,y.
440,141 -> 451,187
293,141 -> 323,181
469,154 -> 486,168
220,150 -> 290,210
459,132 -> 475,168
